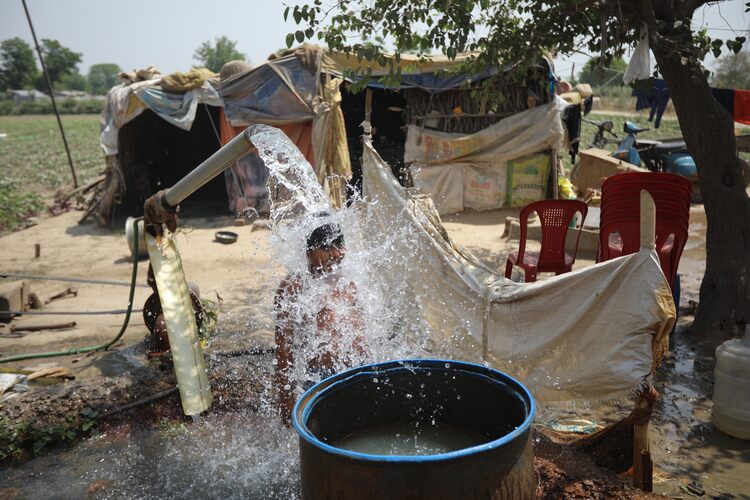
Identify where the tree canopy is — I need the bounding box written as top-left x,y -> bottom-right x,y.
0,37 -> 38,91
88,63 -> 122,95
577,57 -> 628,89
193,36 -> 246,73
712,50 -> 750,90
38,38 -> 83,87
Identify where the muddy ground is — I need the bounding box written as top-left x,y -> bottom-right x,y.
0,204 -> 749,498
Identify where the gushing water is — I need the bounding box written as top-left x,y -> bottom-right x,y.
0,125 -> 466,499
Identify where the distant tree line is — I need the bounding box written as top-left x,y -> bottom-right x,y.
0,37 -> 121,95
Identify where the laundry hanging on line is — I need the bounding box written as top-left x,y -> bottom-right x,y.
632,78 -> 750,127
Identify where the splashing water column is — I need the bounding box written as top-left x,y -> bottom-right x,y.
293,359 -> 536,499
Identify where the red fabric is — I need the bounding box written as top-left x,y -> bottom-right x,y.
218,109 -> 314,214
734,90 -> 750,125
218,109 -> 314,163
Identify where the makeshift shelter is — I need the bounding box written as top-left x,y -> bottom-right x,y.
94,47 -> 560,223
217,44 -> 559,215
94,68 -> 225,224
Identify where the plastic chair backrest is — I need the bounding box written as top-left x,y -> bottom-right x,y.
601,190 -> 690,213
602,172 -> 690,190
601,201 -> 689,228
517,200 -> 588,269
599,219 -> 688,287
602,172 -> 691,197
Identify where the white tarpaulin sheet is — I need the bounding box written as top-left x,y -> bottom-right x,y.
363,137 -> 674,404
407,102 -> 564,213
100,80 -> 222,156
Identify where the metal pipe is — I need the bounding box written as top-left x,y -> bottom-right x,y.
163,126 -> 257,208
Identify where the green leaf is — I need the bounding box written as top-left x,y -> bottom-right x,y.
284,6 -> 289,21
295,30 -> 305,43
306,28 -> 315,38
286,33 -> 295,48
293,8 -> 302,24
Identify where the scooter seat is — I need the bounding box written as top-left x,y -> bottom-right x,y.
653,140 -> 687,153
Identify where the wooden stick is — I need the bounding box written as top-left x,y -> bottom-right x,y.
11,321 -> 76,332
640,190 -> 656,250
633,387 -> 655,490
641,450 -> 653,492
363,88 -> 373,136
98,387 -> 179,420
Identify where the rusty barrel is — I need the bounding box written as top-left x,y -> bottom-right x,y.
293,359 -> 536,499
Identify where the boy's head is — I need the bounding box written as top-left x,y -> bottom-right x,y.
306,219 -> 345,274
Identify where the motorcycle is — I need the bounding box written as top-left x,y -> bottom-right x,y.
585,119 -> 702,201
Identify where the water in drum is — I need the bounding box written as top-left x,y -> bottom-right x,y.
332,422 -> 489,456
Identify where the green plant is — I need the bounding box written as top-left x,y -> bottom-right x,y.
0,408 -> 99,461
158,418 -> 186,438
198,297 -> 220,342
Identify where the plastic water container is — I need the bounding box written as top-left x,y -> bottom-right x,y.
712,326 -> 750,440
125,217 -> 148,259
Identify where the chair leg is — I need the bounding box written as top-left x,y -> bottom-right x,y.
504,259 -> 513,279
524,268 -> 536,283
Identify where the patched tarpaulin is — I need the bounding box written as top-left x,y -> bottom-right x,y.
406,102 -> 564,213
362,135 -> 674,404
100,79 -> 222,156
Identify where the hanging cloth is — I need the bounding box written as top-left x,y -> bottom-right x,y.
623,23 -> 651,85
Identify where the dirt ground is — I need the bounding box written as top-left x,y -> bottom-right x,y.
1,201 -> 749,498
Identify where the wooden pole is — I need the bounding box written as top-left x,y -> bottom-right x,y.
640,190 -> 656,250
632,387 -> 657,490
364,88 -> 373,136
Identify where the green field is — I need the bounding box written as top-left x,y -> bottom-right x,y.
0,114 -> 102,232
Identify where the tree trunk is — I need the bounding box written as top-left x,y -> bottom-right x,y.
651,38 -> 750,336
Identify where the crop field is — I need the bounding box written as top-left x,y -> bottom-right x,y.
0,114 -> 102,232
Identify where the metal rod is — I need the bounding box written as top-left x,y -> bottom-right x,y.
21,0 -> 78,189
3,309 -> 142,316
0,272 -> 149,288
164,126 -> 257,208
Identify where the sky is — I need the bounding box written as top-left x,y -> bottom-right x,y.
1,0 -> 748,79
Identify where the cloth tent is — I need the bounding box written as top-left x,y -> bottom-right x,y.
216,46 -> 352,212
218,44 -> 556,214
361,134 -> 674,403
100,73 -> 222,156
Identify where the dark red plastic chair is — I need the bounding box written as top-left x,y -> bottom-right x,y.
599,219 -> 688,287
598,172 -> 691,289
504,200 -> 588,282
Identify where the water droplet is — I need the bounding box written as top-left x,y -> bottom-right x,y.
372,377 -> 379,383
283,384 -> 291,391
445,363 -> 450,368
405,393 -> 413,399
456,394 -> 461,400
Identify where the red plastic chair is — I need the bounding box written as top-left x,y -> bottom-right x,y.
599,219 -> 687,287
505,200 -> 588,282
598,173 -> 690,289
